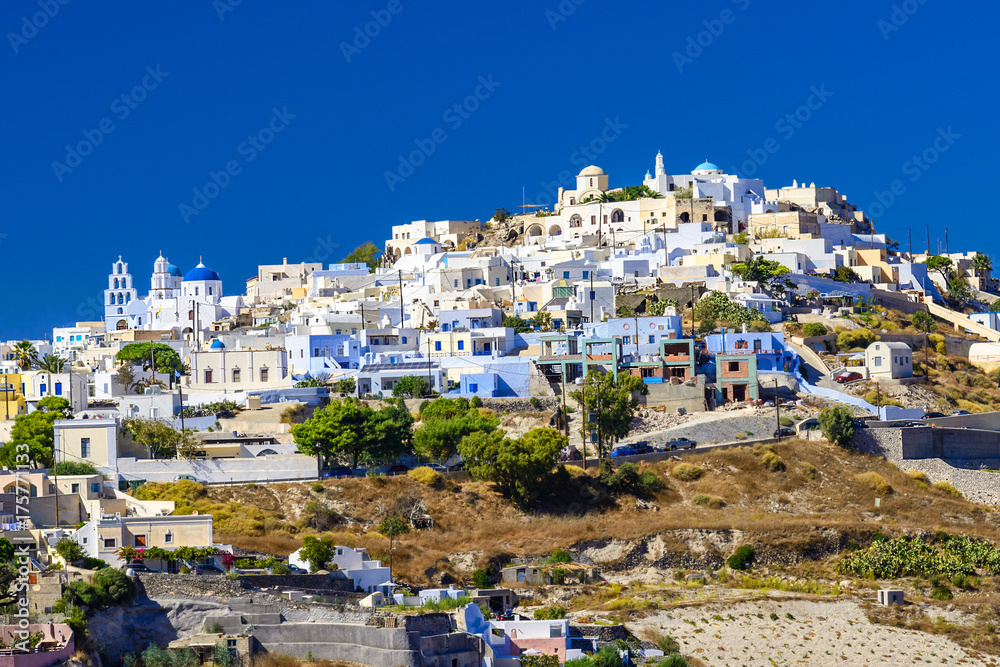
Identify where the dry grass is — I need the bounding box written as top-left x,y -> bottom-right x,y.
692,494 -> 725,509
166,437 -> 999,584
934,480 -> 963,498
906,469 -> 928,483
251,654 -> 363,667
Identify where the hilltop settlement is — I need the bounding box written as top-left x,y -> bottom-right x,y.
4,155 -> 1000,666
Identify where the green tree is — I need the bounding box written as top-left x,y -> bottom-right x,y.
292,398 -> 413,468
37,354 -> 66,373
52,461 -> 97,476
972,252 -> 993,276
989,300 -> 1000,313
831,265 -> 862,283
616,303 -> 634,318
342,242 -> 381,272
115,363 -> 138,395
378,515 -> 409,580
647,299 -> 678,317
116,343 -> 184,376
333,377 -> 357,394
924,255 -> 954,286
11,340 -> 37,371
693,291 -> 766,327
392,375 -> 431,398
570,372 -> 646,457
121,418 -> 187,459
298,536 -> 335,572
529,311 -> 553,331
673,186 -> 693,199
492,207 -> 512,224
730,256 -> 795,297
948,273 -> 972,307
93,566 -> 136,604
1,409 -> 60,467
818,405 -> 856,449
0,538 -> 17,600
38,396 -> 73,419
413,399 -> 498,460
459,427 -> 566,507
502,316 -> 531,333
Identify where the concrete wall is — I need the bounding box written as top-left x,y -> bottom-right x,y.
855,424 -> 1000,460
640,377 -> 706,413
115,454 -> 318,484
252,623 -> 422,667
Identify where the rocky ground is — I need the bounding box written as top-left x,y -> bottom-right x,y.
623,404 -> 817,446
627,598 -> 998,666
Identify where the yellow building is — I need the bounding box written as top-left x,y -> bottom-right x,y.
53,419 -> 119,469
0,373 -> 26,420
749,210 -> 822,239
73,514 -> 217,567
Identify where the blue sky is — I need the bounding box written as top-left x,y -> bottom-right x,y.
2,0 -> 996,341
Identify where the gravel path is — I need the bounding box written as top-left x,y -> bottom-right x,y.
628,598 -> 997,666
624,406 -> 809,446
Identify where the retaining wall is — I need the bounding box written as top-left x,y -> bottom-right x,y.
115,454 -> 318,484
252,623 -> 422,667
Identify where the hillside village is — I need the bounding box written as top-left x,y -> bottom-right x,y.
5,155 -> 1000,666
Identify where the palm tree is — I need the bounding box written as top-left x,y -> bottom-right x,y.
11,340 -> 37,370
972,253 -> 993,289
37,354 -> 66,373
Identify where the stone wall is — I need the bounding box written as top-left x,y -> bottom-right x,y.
251,622 -> 422,667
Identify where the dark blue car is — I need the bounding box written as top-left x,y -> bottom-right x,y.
610,446 -> 638,457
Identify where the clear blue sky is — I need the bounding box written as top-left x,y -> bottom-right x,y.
2,0 -> 996,341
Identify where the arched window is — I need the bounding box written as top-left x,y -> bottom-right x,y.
117,308 -> 124,315
116,263 -> 123,274
611,209 -> 624,223
114,278 -> 119,289
109,294 -> 115,305
137,317 -> 142,325
117,293 -> 124,305
125,293 -> 130,303
679,212 -> 690,223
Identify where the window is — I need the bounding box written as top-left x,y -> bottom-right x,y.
55,382 -> 63,396
753,339 -> 762,352
874,357 -> 882,367
91,482 -> 100,493
134,535 -> 147,547
82,537 -> 88,545
453,280 -> 459,288
458,341 -> 465,351
313,348 -> 320,356
648,335 -> 655,344
232,369 -> 241,383
563,271 -> 570,279
495,278 -> 500,286
103,538 -> 117,550
195,287 -> 200,296
164,532 -> 173,544
583,270 -> 589,279
81,438 -> 90,458
702,214 -> 708,221
469,383 -> 478,392
734,339 -> 748,350
728,361 -> 741,372
623,336 -> 631,345
71,483 -> 80,493
205,370 -> 213,383
401,336 -> 407,344
260,368 -> 269,382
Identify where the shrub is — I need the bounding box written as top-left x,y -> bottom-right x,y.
799,462 -> 818,480
311,482 -> 324,493
657,656 -> 688,667
533,605 -> 567,620
934,481 -> 962,498
52,461 -> 98,476
734,432 -> 746,440
55,538 -> 86,564
529,397 -> 541,409
906,469 -> 927,483
599,461 -> 661,497
656,635 -> 680,654
93,567 -> 137,605
818,405 -> 855,448
928,333 -> 946,355
470,396 -> 483,408
778,416 -> 794,427
769,612 -> 779,621
855,472 -> 891,495
863,390 -> 903,408
760,451 -> 785,472
548,549 -> 572,564
931,585 -> 953,601
472,569 -> 491,589
271,562 -> 291,575
408,466 -> 441,486
836,329 -> 875,351
671,463 -> 703,481
802,323 -> 828,337
727,545 -> 755,570
692,494 -> 725,509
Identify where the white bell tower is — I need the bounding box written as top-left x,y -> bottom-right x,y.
104,256 -> 139,332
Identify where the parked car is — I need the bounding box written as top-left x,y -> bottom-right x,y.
172,475 -> 203,483
323,466 -> 354,478
922,412 -> 945,419
196,564 -> 224,575
632,441 -> 654,455
447,461 -> 466,472
835,372 -> 863,384
386,464 -> 411,476
666,437 -> 697,450
796,418 -> 820,433
424,463 -> 448,473
610,446 -> 638,457
773,427 -> 796,438
126,562 -> 151,573
852,419 -> 869,429
952,410 -> 971,416
288,564 -> 308,574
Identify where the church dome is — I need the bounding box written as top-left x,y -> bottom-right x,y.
184,262 -> 220,282
209,339 -> 226,350
413,238 -> 438,245
694,160 -> 720,172
167,263 -> 182,277
578,165 -> 606,177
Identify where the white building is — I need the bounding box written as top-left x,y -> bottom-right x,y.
289,545 -> 392,595
188,340 -> 290,393
104,257 -> 145,332
865,341 -> 913,380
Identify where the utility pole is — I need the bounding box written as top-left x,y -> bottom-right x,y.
589,271 -> 595,324
178,370 -> 185,432
581,371 -> 587,470
426,338 -> 433,391
560,366 -> 569,438
876,381 -> 882,420
361,302 -> 366,331
774,379 -> 781,441
690,284 -> 696,339
398,270 -> 404,326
